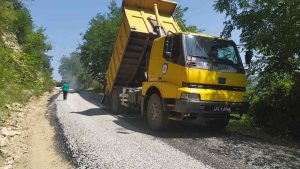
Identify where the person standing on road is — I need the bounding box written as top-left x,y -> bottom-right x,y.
62,81 -> 70,100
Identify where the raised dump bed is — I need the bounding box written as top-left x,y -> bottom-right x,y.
105,0 -> 181,95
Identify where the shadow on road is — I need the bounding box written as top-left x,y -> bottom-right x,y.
73,90 -> 229,139
71,105 -> 227,139
71,90 -> 268,140
77,90 -> 103,107
114,113 -> 230,138
71,108 -> 108,116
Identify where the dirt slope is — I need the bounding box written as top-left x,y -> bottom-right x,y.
0,91 -> 73,169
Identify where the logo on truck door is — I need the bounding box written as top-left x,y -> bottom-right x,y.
162,63 -> 168,75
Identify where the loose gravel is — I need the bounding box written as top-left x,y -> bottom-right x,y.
55,91 -> 300,169
56,91 -> 212,169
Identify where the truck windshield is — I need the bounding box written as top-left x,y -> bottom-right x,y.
184,35 -> 244,72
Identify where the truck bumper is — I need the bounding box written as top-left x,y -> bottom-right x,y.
174,100 -> 249,118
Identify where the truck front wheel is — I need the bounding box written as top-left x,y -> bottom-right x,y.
146,94 -> 168,130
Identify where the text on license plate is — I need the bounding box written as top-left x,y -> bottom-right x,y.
213,106 -> 231,112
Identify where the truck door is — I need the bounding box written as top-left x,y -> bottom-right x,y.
161,35 -> 188,87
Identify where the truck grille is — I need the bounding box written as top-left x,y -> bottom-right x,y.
182,82 -> 246,92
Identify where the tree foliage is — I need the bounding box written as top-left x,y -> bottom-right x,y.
214,0 -> 300,74
79,0 -> 121,83
214,0 -> 300,138
59,52 -> 82,82
59,52 -> 100,89
0,0 -> 17,31
0,0 -> 54,113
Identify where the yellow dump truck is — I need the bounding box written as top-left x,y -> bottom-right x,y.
104,0 -> 250,130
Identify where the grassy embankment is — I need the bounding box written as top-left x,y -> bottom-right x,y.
0,0 -> 54,124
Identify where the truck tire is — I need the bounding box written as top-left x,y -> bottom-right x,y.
205,118 -> 229,131
111,89 -> 121,114
146,94 -> 168,130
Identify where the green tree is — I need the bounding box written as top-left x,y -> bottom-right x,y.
59,52 -> 100,89
0,0 -> 33,44
214,0 -> 300,138
79,0 -> 121,82
59,52 -> 82,82
0,0 -> 54,115
214,0 -> 300,74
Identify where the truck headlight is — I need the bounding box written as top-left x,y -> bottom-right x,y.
181,92 -> 200,101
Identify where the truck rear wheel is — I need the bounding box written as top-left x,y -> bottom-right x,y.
147,94 -> 168,130
111,89 -> 121,114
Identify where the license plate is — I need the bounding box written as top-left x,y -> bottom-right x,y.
213,106 -> 231,113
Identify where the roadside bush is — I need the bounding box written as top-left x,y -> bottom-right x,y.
249,73 -> 300,139
288,73 -> 300,140
0,48 -> 54,107
0,0 -> 54,122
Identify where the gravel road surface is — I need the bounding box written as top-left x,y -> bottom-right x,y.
55,91 -> 300,169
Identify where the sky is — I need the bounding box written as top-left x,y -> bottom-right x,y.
28,0 -> 241,81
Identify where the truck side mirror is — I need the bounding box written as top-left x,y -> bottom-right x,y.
245,50 -> 253,65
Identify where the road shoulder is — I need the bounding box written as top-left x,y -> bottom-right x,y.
0,91 -> 73,169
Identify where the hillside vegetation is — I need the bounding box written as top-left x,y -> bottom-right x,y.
0,0 -> 54,122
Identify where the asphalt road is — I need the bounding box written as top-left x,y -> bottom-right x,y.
55,90 -> 300,169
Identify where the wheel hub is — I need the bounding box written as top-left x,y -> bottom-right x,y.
150,103 -> 159,120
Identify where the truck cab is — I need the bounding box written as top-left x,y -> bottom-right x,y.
142,33 -> 249,129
